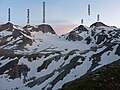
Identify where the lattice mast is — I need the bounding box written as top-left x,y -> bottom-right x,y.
88,4 -> 90,15
43,2 -> 45,23
97,14 -> 100,21
81,19 -> 84,24
27,9 -> 30,25
8,8 -> 10,22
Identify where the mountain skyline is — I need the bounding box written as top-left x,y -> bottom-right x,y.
0,0 -> 120,35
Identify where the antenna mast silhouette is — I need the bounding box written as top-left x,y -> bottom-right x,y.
88,4 -> 90,15
8,8 -> 10,22
27,9 -> 30,25
81,19 -> 83,24
43,2 -> 45,23
97,14 -> 100,21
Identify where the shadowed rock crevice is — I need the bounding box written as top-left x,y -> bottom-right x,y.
115,44 -> 120,56
37,54 -> 62,72
0,58 -> 19,74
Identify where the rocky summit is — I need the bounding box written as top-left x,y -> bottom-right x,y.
0,22 -> 120,90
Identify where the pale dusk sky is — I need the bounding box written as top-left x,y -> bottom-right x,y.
0,0 -> 120,35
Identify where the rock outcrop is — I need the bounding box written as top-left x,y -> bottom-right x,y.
37,24 -> 56,34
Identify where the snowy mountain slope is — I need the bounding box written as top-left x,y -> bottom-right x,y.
0,22 -> 120,90
62,59 -> 120,90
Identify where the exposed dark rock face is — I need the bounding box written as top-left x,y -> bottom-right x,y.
0,22 -> 33,50
0,22 -> 13,31
66,25 -> 88,41
90,22 -> 108,27
23,24 -> 56,34
115,44 -> 120,56
37,54 -> 62,72
7,64 -> 30,80
12,29 -> 22,38
23,25 -> 39,32
64,49 -> 80,60
85,36 -> 92,44
66,31 -> 83,41
77,25 -> 88,32
38,24 -> 56,34
0,49 -> 14,56
0,58 -> 19,75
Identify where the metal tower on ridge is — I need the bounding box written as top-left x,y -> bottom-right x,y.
97,14 -> 100,21
8,8 -> 10,22
43,2 -> 45,23
27,9 -> 30,24
81,19 -> 83,24
88,4 -> 90,15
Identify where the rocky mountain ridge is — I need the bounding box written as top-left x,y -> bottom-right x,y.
0,22 -> 120,90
